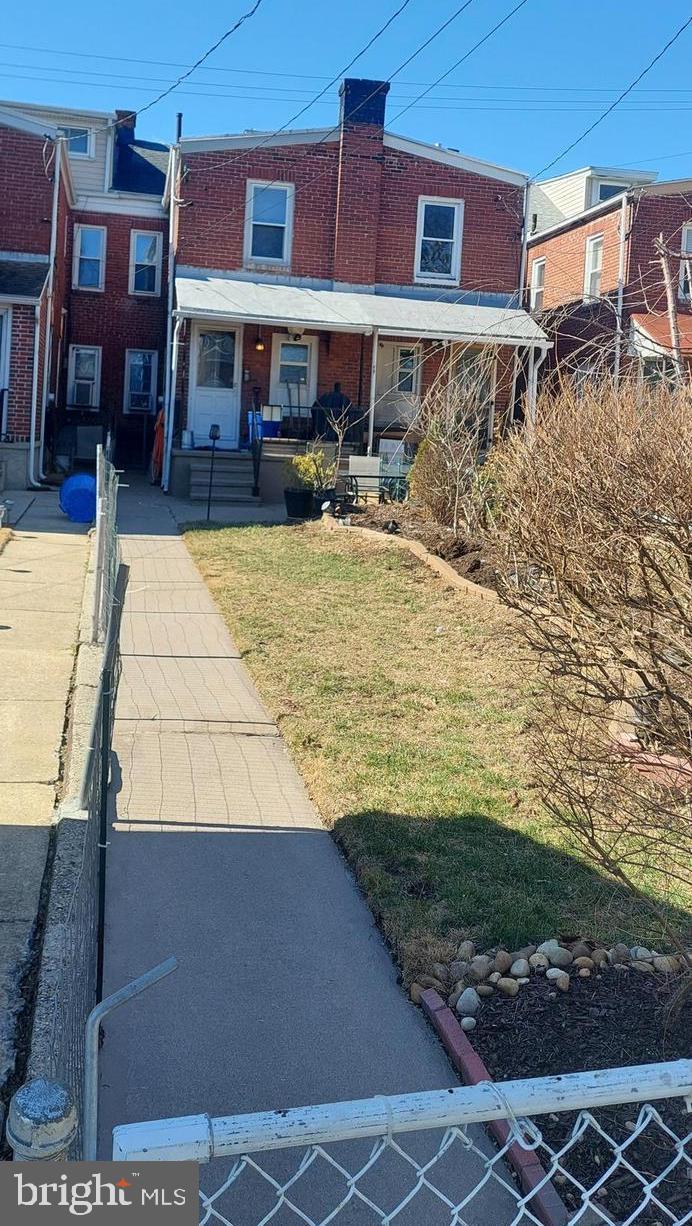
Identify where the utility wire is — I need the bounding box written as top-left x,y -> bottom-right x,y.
532,14 -> 692,180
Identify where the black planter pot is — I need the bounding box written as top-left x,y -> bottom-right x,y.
284,487 -> 314,519
313,487 -> 337,515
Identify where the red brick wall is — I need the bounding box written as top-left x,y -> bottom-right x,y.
527,203 -> 625,312
625,193 -> 692,315
64,211 -> 168,420
377,148 -> 523,293
333,124 -> 384,284
0,124 -> 53,256
177,142 -> 340,279
6,303 -> 37,438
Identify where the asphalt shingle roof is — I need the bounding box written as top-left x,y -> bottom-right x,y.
0,259 -> 48,299
112,139 -> 169,196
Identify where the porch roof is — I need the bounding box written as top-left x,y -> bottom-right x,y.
630,312 -> 692,357
175,274 -> 549,348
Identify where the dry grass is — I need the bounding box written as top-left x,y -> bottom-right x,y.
185,520 -> 687,979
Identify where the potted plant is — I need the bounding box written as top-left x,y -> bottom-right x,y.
283,450 -> 337,518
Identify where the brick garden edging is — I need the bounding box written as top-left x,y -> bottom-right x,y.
420,988 -> 568,1226
321,512 -> 498,602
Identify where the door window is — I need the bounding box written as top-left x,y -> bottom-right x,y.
197,332 -> 235,388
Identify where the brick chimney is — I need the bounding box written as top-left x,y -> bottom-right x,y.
333,79 -> 390,287
115,109 -> 137,146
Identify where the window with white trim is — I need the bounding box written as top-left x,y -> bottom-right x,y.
58,126 -> 92,157
393,346 -> 420,395
244,181 -> 294,265
678,224 -> 692,300
67,345 -> 101,409
129,231 -> 162,295
592,181 -> 625,205
583,234 -> 603,299
415,197 -> 464,283
530,258 -> 546,311
124,350 -> 158,413
73,225 -> 106,291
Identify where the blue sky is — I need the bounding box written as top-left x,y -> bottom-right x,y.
2,0 -> 692,181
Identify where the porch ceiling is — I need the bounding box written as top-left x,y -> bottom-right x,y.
175,274 -> 549,348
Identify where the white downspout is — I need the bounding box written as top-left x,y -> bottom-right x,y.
526,345 -> 548,433
366,327 -> 379,457
162,148 -> 178,491
26,302 -> 42,488
518,181 -> 530,308
613,193 -> 628,388
37,138 -> 62,481
163,315 -> 182,492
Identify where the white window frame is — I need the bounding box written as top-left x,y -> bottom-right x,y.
57,125 -> 94,159
123,349 -> 159,414
590,180 -> 625,206
529,258 -> 546,311
678,223 -> 692,300
414,196 -> 464,285
72,224 -> 106,292
269,334 -> 318,408
583,234 -> 604,300
128,230 -> 163,296
390,344 -> 422,397
0,307 -> 11,435
67,344 -> 101,411
244,180 -> 294,267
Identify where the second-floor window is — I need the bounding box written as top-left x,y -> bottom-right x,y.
129,231 -> 162,295
678,224 -> 692,300
68,345 -> 101,409
58,126 -> 92,157
530,258 -> 546,311
583,234 -> 603,300
244,181 -> 294,265
415,197 -> 463,283
73,225 -> 106,291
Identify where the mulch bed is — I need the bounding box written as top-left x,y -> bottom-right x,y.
472,969 -> 691,1224
351,502 -> 502,592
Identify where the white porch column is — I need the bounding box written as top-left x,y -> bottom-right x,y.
162,314 -> 183,492
366,327 -> 379,457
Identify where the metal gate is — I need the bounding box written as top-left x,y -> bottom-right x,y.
113,1060 -> 692,1225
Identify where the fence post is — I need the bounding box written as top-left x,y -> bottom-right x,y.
6,1079 -> 78,1160
91,444 -> 105,644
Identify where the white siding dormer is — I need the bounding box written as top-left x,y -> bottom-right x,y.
0,100 -> 112,197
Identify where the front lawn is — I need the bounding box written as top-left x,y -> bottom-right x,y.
185,521 -> 687,979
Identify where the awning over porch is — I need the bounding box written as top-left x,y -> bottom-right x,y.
175,273 -> 549,348
630,312 -> 692,357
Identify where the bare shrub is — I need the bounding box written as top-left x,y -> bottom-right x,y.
409,351 -> 496,537
489,377 -> 692,954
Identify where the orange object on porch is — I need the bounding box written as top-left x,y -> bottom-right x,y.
150,408 -> 164,483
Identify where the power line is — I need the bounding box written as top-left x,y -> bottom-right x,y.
532,14 -> 692,181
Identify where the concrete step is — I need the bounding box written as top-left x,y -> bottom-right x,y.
188,488 -> 261,504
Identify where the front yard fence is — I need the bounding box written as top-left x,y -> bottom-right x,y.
112,1059 -> 692,1225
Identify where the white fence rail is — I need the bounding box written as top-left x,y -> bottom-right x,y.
113,1060 -> 692,1225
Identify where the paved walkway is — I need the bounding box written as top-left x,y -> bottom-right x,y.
0,491 -> 88,1089
98,484 -> 514,1221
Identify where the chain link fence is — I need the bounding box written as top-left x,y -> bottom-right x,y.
112,1061 -> 692,1225
92,442 -> 121,643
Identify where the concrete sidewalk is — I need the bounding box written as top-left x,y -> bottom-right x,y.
98,485 -> 514,1221
0,492 -> 88,1090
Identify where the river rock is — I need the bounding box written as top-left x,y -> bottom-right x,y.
497,977 -> 520,997
410,982 -> 424,1004
517,976 -> 530,985
555,972 -> 570,992
468,955 -> 493,983
449,960 -> 468,982
609,943 -> 630,964
456,940 -> 475,962
573,956 -> 594,970
591,947 -> 608,966
546,967 -> 566,981
494,950 -> 513,974
578,968 -> 591,978
548,946 -> 573,968
460,1017 -> 477,1032
631,959 -> 654,973
537,939 -> 561,955
630,947 -> 653,962
529,953 -> 550,971
510,958 -> 530,977
417,974 -> 447,993
477,984 -> 494,997
489,971 -> 501,984
653,956 -> 678,974
431,962 -> 449,983
570,941 -> 592,959
457,987 -> 481,1017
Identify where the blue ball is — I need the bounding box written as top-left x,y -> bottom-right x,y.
59,473 -> 97,523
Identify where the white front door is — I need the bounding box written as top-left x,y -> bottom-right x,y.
374,341 -> 421,429
189,325 -> 242,448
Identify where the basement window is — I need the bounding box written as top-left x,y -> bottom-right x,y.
244,181 -> 294,265
68,345 -> 101,409
415,197 -> 464,284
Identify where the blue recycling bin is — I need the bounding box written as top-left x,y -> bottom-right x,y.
59,473 -> 97,523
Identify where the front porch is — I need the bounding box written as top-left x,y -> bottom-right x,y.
164,275 -> 549,501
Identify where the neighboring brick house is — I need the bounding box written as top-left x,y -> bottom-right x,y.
525,165 -> 692,386
163,77 -> 548,496
0,99 -> 169,486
